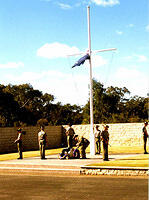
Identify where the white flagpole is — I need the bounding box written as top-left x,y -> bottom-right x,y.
87,6 -> 96,155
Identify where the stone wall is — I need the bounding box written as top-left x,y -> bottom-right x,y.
0,126 -> 62,154
70,123 -> 149,146
0,123 -> 148,154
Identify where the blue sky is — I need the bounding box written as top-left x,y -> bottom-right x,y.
0,0 -> 148,105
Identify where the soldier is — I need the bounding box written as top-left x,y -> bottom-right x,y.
66,124 -> 75,149
142,122 -> 148,154
38,126 -> 47,159
59,124 -> 75,159
101,125 -> 109,161
14,128 -> 23,159
95,125 -> 101,154
74,135 -> 90,159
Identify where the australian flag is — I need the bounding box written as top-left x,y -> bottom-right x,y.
72,54 -> 90,68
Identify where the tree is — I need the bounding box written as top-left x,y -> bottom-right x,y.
83,79 -> 131,123
0,86 -> 21,126
125,96 -> 148,122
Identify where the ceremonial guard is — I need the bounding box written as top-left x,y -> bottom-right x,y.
38,126 -> 47,159
66,124 -> 75,148
101,125 -> 109,161
142,122 -> 148,154
59,124 -> 75,158
95,125 -> 101,154
14,128 -> 23,159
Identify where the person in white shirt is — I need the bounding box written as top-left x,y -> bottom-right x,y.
38,126 -> 47,159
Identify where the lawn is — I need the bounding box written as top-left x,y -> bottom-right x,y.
88,154 -> 149,168
0,148 -> 63,161
86,145 -> 147,154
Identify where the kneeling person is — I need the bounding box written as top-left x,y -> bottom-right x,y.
74,135 -> 90,159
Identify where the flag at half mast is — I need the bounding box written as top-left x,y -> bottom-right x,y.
72,54 -> 90,68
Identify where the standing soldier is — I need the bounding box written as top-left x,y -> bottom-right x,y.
66,124 -> 75,149
38,126 -> 47,159
74,135 -> 90,159
59,124 -> 75,159
142,122 -> 148,154
14,128 -> 23,159
101,125 -> 109,161
95,125 -> 101,154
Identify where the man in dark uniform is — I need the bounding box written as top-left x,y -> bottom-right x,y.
38,126 -> 47,159
142,122 -> 148,154
101,125 -> 109,161
66,124 -> 75,148
95,125 -> 101,154
59,124 -> 75,158
75,135 -> 90,159
14,128 -> 23,159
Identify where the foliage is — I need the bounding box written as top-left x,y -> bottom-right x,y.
0,81 -> 148,127
0,84 -> 83,127
82,79 -> 148,124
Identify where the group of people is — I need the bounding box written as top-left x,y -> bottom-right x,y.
60,124 -> 110,161
14,122 -> 148,160
59,124 -> 90,159
95,124 -> 109,161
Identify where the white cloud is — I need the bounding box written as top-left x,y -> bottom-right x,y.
123,56 -> 133,61
2,64 -> 148,105
0,62 -> 24,69
57,3 -> 72,9
123,54 -> 148,63
3,70 -> 89,105
128,24 -> 134,28
116,30 -> 123,35
37,42 -> 80,59
136,55 -> 148,62
106,67 -> 148,97
145,25 -> 149,32
91,0 -> 120,7
91,55 -> 108,67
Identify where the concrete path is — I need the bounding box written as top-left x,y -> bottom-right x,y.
0,153 -> 146,176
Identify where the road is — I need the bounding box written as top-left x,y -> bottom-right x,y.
0,175 -> 148,200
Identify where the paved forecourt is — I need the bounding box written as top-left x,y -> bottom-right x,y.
0,153 -> 148,176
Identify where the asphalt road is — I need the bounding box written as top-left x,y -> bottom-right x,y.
0,175 -> 148,200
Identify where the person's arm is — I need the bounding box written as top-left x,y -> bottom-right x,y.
14,133 -> 21,143
143,127 -> 148,137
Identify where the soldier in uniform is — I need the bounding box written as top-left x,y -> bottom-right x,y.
74,135 -> 90,159
59,124 -> 75,158
66,124 -> 75,148
142,122 -> 148,154
95,125 -> 101,154
14,128 -> 23,159
38,126 -> 47,159
101,125 -> 109,161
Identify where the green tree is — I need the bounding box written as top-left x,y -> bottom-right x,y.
0,86 -> 21,126
83,79 -> 131,124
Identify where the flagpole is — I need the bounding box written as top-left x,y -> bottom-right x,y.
87,6 -> 95,155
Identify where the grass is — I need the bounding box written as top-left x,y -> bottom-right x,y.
88,154 -> 149,168
86,145 -> 148,154
0,148 -> 63,161
86,145 -> 149,168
